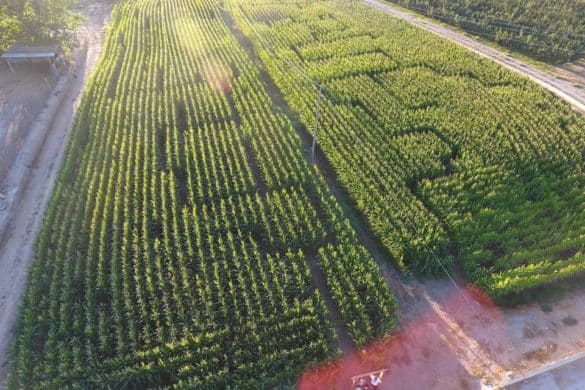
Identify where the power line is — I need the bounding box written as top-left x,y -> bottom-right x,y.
228,7 -> 525,384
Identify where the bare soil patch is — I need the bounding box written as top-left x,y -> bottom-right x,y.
0,62 -> 58,182
300,279 -> 585,389
558,59 -> 585,89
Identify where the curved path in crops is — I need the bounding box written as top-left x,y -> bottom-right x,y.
363,0 -> 585,115
363,0 -> 585,386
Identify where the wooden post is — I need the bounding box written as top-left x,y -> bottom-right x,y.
311,85 -> 322,165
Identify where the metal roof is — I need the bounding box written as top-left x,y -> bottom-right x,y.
1,44 -> 61,60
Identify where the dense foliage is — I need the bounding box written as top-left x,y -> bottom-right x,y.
0,0 -> 79,54
7,0 -> 398,387
228,0 -> 585,299
0,7 -> 19,54
384,0 -> 585,62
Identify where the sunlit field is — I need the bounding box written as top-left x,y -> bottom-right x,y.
4,0 -> 585,387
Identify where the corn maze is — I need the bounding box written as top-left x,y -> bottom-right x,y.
7,0 -> 585,387
228,0 -> 585,298
7,0 -> 398,387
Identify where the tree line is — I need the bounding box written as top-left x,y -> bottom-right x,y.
385,0 -> 585,63
0,0 -> 79,54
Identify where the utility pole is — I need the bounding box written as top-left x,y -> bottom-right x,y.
311,84 -> 322,165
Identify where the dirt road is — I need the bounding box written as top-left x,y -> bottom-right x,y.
0,3 -> 110,386
363,0 -> 585,115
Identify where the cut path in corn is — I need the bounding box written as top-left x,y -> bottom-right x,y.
220,5 -> 358,356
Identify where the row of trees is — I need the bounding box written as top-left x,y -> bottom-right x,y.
385,0 -> 585,62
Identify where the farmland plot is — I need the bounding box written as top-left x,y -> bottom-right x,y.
7,0 -> 397,387
228,0 -> 585,299
383,0 -> 585,62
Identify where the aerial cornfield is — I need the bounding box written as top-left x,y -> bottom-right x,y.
7,0 -> 398,387
228,0 -> 585,299
7,0 -> 585,387
383,0 -> 585,62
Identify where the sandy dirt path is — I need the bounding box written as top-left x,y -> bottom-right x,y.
0,3 -> 110,386
363,0 -> 585,115
299,278 -> 585,389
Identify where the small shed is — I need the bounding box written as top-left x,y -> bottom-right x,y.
1,44 -> 62,73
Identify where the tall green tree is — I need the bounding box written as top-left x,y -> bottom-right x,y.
0,0 -> 79,54
0,6 -> 21,54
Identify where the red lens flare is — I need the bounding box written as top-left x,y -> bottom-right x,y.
300,284 -> 507,389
